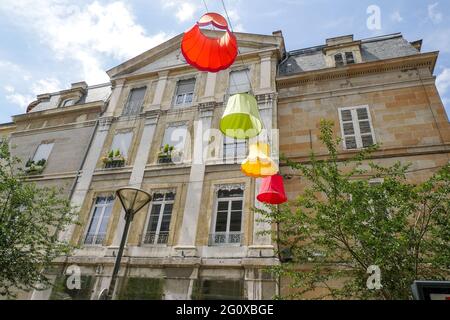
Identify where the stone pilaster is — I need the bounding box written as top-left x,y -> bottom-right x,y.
174,103 -> 215,257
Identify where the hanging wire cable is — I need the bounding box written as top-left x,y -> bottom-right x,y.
201,0 -> 209,12
220,0 -> 254,94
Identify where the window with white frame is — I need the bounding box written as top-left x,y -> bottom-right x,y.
143,191 -> 175,245
334,52 -> 355,67
84,195 -> 115,245
33,142 -> 54,162
339,106 -> 376,150
110,131 -> 133,158
223,136 -> 247,162
228,70 -> 251,95
174,78 -> 195,106
210,185 -> 244,246
122,87 -> 146,116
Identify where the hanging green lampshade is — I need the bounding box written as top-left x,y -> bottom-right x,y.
220,93 -> 263,139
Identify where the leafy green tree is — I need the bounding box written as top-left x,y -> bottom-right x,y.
259,120 -> 450,300
0,139 -> 76,298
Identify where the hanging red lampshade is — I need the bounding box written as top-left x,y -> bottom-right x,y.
181,12 -> 238,73
257,174 -> 288,205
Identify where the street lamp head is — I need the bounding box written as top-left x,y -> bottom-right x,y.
116,187 -> 152,217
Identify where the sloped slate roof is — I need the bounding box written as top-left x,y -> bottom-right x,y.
31,83 -> 111,113
279,33 -> 420,76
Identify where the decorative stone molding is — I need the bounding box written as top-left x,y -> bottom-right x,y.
214,183 -> 245,192
199,101 -> 216,118
143,110 -> 160,126
277,53 -> 437,88
98,116 -> 114,132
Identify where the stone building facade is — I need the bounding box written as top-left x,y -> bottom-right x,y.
0,31 -> 448,300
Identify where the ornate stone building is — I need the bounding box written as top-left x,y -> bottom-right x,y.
0,31 -> 448,300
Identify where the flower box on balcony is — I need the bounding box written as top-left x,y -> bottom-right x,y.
158,144 -> 176,164
24,159 -> 46,175
102,149 -> 126,169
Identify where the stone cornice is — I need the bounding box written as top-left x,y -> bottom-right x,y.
277,76 -> 436,103
13,101 -> 105,123
11,119 -> 97,137
276,52 -> 438,88
282,143 -> 450,164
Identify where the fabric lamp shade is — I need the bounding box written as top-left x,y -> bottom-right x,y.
241,143 -> 278,178
257,174 -> 288,205
220,93 -> 263,139
181,12 -> 238,73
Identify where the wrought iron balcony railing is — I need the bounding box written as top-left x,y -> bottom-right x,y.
143,231 -> 169,245
209,232 -> 243,246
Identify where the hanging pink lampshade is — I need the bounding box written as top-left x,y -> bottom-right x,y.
257,174 -> 288,205
181,12 -> 238,73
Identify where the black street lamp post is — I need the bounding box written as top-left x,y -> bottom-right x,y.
105,187 -> 152,300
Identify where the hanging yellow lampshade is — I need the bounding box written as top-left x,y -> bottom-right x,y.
220,93 -> 263,139
241,143 -> 278,178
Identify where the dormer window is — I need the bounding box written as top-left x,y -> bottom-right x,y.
334,52 -> 355,67
61,99 -> 76,107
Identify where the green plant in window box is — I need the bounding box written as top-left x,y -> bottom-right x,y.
101,149 -> 126,168
157,144 -> 176,164
24,158 -> 46,175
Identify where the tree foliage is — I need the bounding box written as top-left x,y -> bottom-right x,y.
258,120 -> 450,300
0,139 -> 76,298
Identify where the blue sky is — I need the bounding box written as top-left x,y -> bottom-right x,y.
1,0 -> 450,123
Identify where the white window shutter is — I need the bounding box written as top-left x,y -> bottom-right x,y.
339,106 -> 375,150
33,143 -> 54,162
229,70 -> 250,95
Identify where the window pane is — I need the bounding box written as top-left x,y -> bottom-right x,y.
235,141 -> 247,158
345,52 -> 355,64
362,135 -> 374,148
176,79 -> 195,95
33,143 -> 54,162
215,211 -> 228,232
229,70 -> 251,95
165,192 -> 175,201
193,280 -> 244,300
160,214 -> 172,232
229,211 -> 242,232
153,193 -> 164,201
343,122 -> 354,135
148,204 -> 161,232
345,137 -> 357,149
359,121 -> 372,134
85,206 -> 101,238
357,108 -> 369,120
123,87 -> 146,116
111,132 -> 133,157
340,110 -> 352,122
334,54 -> 344,67
218,188 -> 244,198
185,93 -> 193,104
231,200 -> 243,211
217,201 -> 229,211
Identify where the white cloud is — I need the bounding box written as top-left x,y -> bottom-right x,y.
428,3 -> 443,24
163,0 -> 200,23
0,1 -> 170,84
31,78 -> 62,96
5,93 -> 34,110
176,3 -> 197,23
4,85 -> 15,93
437,68 -> 450,95
390,11 -> 403,23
